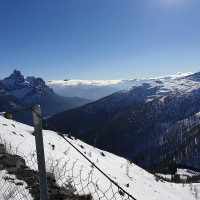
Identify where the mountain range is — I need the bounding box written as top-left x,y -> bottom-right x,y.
0,70 -> 91,124
46,72 -> 192,100
47,72 -> 200,171
1,70 -> 199,171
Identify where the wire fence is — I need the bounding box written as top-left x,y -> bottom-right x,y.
45,158 -> 133,200
0,140 -> 37,200
0,107 -> 136,200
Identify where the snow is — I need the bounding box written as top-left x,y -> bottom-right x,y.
0,170 -> 33,200
47,79 -> 124,87
47,72 -> 193,87
156,169 -> 200,181
46,72 -> 193,100
10,87 -> 31,98
0,116 -> 200,200
177,169 -> 200,177
104,73 -> 200,106
2,79 -> 16,90
1,70 -> 54,102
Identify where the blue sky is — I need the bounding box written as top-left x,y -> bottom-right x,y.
0,0 -> 200,80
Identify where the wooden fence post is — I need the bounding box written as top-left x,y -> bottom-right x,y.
32,105 -> 49,200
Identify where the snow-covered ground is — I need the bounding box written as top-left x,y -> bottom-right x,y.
177,169 -> 200,177
157,169 -> 200,181
0,170 -> 33,200
0,115 -> 199,200
46,72 -> 193,100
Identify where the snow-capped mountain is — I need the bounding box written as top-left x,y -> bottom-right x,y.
47,71 -> 200,171
0,70 -> 91,125
0,115 -> 199,200
46,72 -> 193,100
3,70 -> 54,103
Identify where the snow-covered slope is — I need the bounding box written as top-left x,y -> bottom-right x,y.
0,170 -> 33,200
46,72 -> 193,100
0,116 -> 199,200
47,71 -> 200,172
48,71 -> 200,139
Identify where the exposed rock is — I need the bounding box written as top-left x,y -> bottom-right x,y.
0,143 -> 92,199
0,154 -> 25,168
0,144 -> 6,154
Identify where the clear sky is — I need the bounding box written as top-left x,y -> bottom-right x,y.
0,0 -> 199,80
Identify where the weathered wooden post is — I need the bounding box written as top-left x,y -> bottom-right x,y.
32,105 -> 49,200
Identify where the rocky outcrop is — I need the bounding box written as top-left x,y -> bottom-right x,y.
0,144 -> 92,200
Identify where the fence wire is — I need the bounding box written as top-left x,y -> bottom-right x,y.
0,108 -> 136,200
31,108 -> 136,200
0,141 -> 133,200
45,158 -> 133,200
0,141 -> 36,200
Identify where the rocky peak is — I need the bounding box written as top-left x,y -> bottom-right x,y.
13,69 -> 22,76
34,78 -> 45,87
7,69 -> 25,82
26,76 -> 35,83
3,69 -> 26,90
0,81 -> 4,91
1,70 -> 54,101
26,76 -> 45,87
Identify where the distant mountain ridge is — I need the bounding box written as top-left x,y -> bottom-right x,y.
46,72 -> 193,100
48,71 -> 200,170
0,70 -> 91,124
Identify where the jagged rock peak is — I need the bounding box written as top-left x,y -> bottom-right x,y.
5,69 -> 25,82
26,76 -> 45,87
13,69 -> 22,76
2,69 -> 26,90
1,70 -> 54,99
4,70 -> 46,87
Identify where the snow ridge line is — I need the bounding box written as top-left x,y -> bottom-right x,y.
6,106 -> 137,200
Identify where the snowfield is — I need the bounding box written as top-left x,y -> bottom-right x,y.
0,115 -> 200,200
